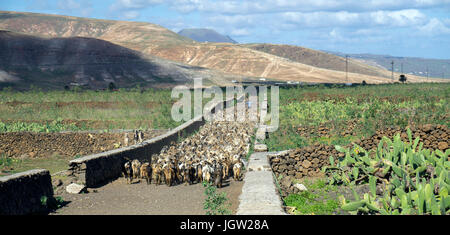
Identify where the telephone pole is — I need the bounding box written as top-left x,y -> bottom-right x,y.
345,55 -> 348,82
391,61 -> 394,81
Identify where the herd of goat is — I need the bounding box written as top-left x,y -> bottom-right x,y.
121,119 -> 255,188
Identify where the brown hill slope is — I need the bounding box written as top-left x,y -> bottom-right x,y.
0,30 -> 234,89
0,11 -> 446,84
243,43 -> 389,78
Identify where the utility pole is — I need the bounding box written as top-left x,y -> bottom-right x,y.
391,61 -> 394,81
346,55 -> 348,82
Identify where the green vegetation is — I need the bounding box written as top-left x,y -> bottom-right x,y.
0,155 -> 23,170
267,83 -> 449,151
0,88 -> 214,132
323,132 -> 449,215
40,195 -> 65,211
0,154 -> 71,175
0,118 -> 81,133
202,181 -> 232,215
283,179 -> 340,215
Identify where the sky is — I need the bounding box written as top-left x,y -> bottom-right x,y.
1,0 -> 450,59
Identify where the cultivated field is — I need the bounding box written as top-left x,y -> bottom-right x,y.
0,87 -> 199,176
265,83 -> 449,215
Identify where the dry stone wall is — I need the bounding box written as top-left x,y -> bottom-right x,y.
0,169 -> 53,215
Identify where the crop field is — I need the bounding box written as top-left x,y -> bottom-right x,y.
266,83 -> 449,215
0,87 -> 212,176
0,88 -> 182,131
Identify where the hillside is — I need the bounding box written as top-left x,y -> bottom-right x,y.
326,51 -> 450,79
0,11 -> 447,84
244,43 -> 389,78
178,28 -> 237,43
0,30 -> 234,90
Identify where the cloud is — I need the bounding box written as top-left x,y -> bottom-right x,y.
57,0 -> 93,17
280,9 -> 427,28
167,0 -> 450,14
122,10 -> 141,19
418,18 -> 450,35
230,28 -> 250,36
369,9 -> 427,27
109,0 -> 165,19
111,0 -> 164,10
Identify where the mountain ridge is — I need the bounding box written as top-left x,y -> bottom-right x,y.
0,11 -> 447,85
0,30 -> 235,89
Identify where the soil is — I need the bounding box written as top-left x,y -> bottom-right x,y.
50,177 -> 244,215
0,130 -> 167,159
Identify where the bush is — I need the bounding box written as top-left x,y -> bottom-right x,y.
203,181 -> 232,215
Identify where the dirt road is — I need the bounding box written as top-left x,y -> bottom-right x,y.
51,177 -> 244,215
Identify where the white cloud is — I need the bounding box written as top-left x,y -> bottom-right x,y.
56,0 -> 93,17
167,0 -> 450,14
122,10 -> 141,19
369,9 -> 427,27
230,28 -> 250,36
418,18 -> 450,35
110,0 -> 164,11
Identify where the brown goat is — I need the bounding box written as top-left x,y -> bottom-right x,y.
223,160 -> 232,179
152,163 -> 162,185
233,162 -> 242,181
196,164 -> 203,183
164,164 -> 175,186
140,163 -> 152,185
131,159 -> 142,179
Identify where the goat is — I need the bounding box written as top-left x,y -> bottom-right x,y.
138,130 -> 144,143
202,164 -> 213,183
140,162 -> 152,185
222,159 -> 232,179
123,160 -> 133,184
124,133 -> 129,147
183,165 -> 193,185
131,159 -> 142,179
152,163 -> 162,185
133,130 -> 139,145
214,164 -> 223,188
233,162 -> 242,181
196,163 -> 203,183
163,163 -> 175,186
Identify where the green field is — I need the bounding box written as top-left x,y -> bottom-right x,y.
266,83 -> 449,215
0,87 -> 218,132
266,83 -> 449,151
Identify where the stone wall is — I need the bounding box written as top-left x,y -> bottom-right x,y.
0,169 -> 53,215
